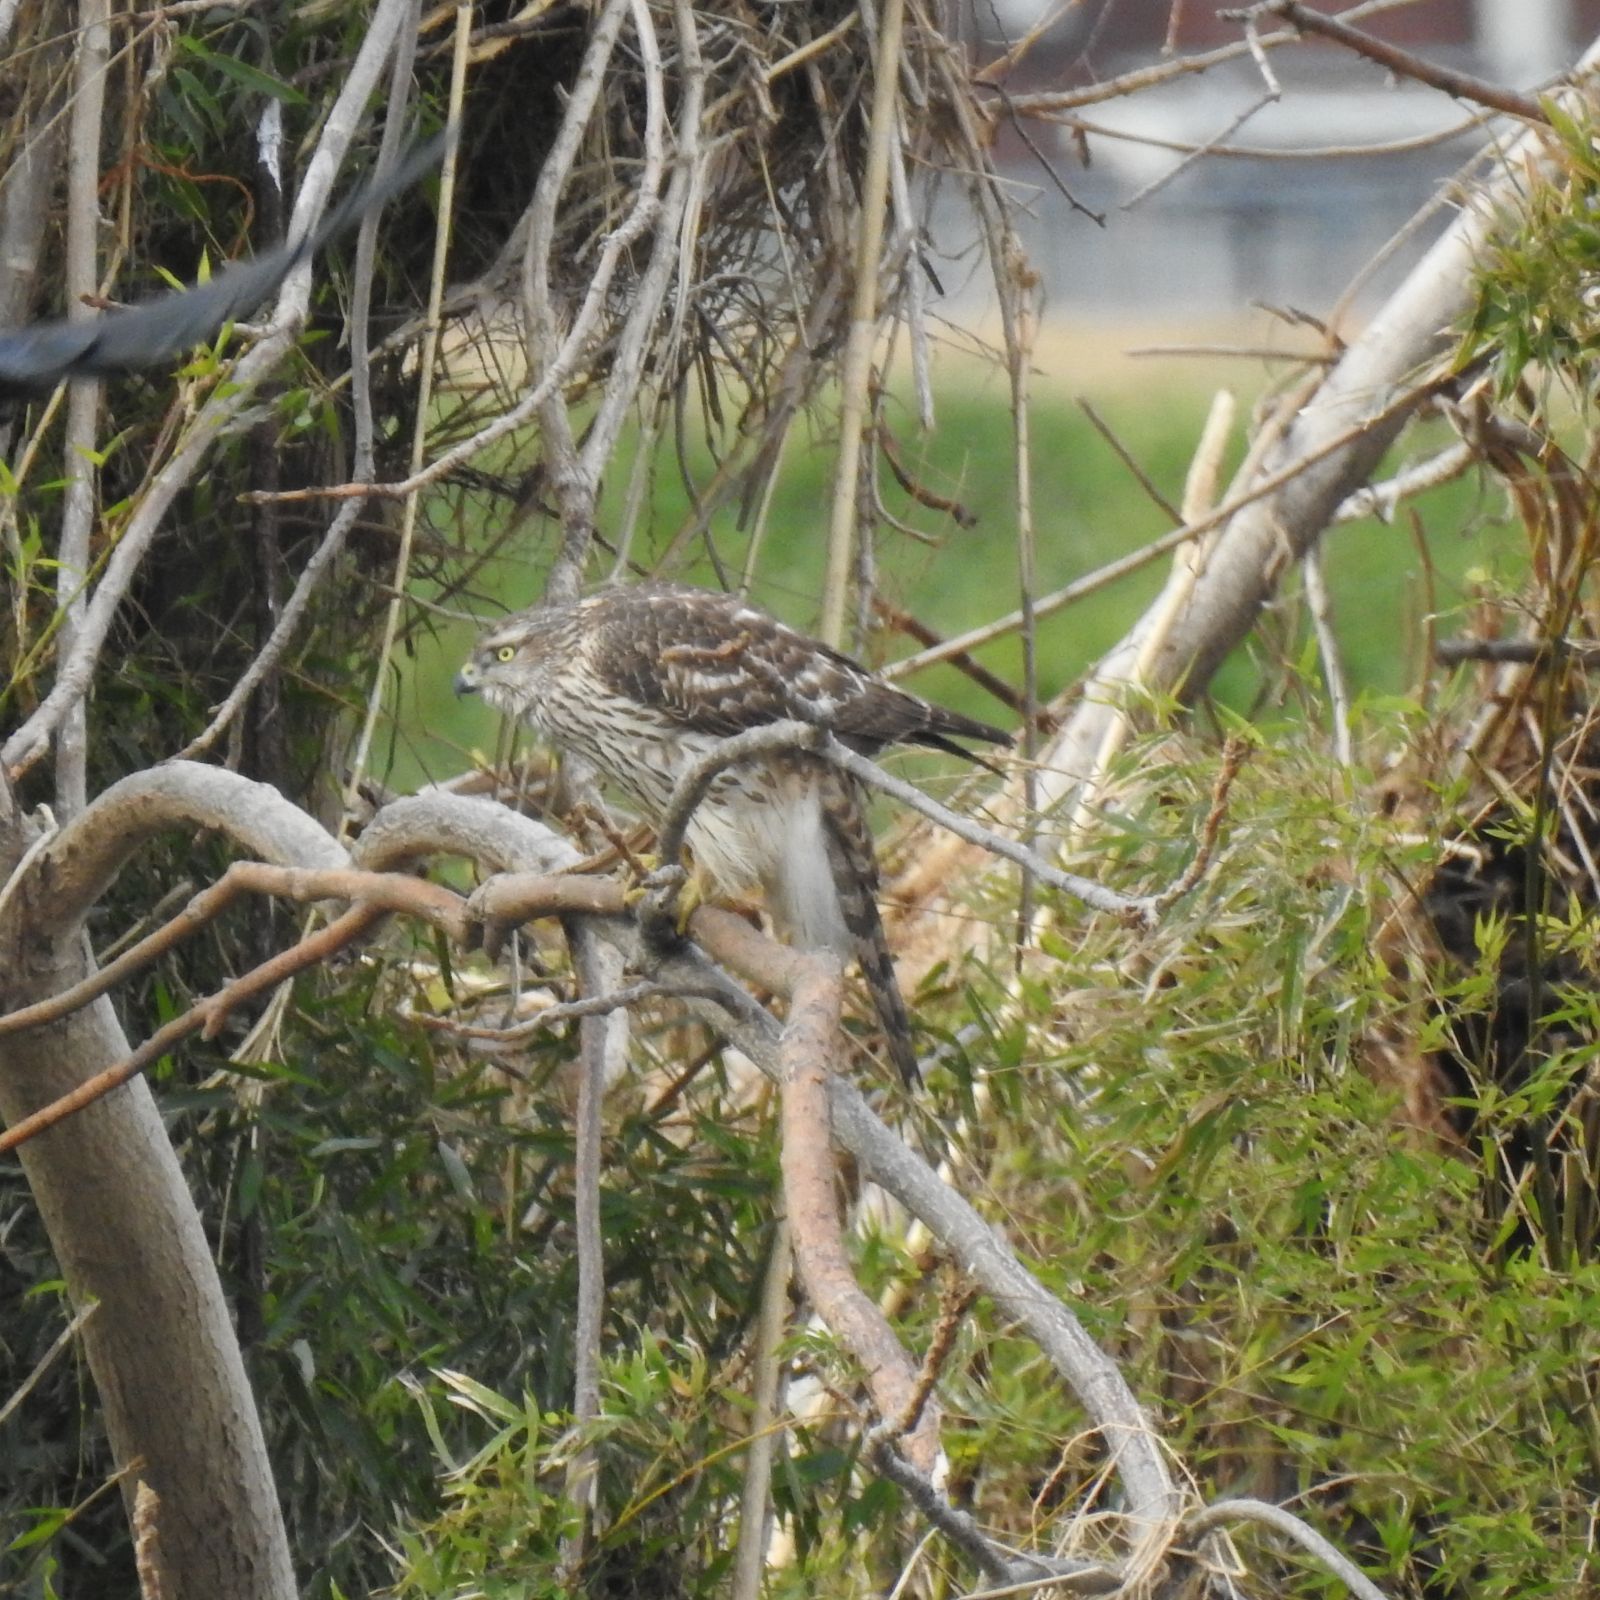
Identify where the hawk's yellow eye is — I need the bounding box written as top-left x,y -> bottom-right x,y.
495,645 -> 516,663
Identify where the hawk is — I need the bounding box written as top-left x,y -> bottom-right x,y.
455,582 -> 1008,1084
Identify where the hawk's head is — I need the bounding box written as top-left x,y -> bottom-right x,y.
454,603 -> 579,716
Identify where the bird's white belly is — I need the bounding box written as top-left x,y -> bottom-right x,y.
507,698 -> 852,955
688,782 -> 851,957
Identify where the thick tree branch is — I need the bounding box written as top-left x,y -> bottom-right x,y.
779,948 -> 941,1473
37,761 -> 348,936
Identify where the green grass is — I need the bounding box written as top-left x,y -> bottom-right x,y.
379,346 -> 1520,793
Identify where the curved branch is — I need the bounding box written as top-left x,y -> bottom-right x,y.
826,1075 -> 1180,1571
357,790 -> 579,875
1185,1497 -> 1393,1600
650,719 -> 1156,922
36,762 -> 347,937
677,902 -> 1180,1569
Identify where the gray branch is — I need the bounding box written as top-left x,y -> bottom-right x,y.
38,761 -> 348,937
650,719 -> 1156,922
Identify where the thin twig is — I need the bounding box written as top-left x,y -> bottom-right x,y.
1332,441 -> 1475,523
1146,735 -> 1249,917
0,904 -> 385,1155
995,0 -> 1464,115
1230,1 -> 1548,125
0,1300 -> 99,1430
819,0 -> 905,646
1436,638 -> 1600,665
343,4 -> 469,817
1078,397 -> 1183,523
1120,90 -> 1276,212
1060,107 -> 1493,161
420,979 -> 712,1042
883,376 -> 1441,682
872,1280 -> 974,1443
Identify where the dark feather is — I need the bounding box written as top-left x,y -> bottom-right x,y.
588,583 -> 1011,762
0,135 -> 444,399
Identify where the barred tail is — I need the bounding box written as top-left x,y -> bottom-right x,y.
821,772 -> 921,1089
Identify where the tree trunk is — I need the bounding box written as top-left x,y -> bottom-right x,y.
0,794 -> 296,1598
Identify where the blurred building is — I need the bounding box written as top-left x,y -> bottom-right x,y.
962,0 -> 1593,317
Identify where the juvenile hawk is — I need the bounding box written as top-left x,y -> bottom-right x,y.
455,583 -> 1007,1085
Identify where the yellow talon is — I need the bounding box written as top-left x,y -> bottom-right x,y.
675,871 -> 708,932
620,852 -> 663,907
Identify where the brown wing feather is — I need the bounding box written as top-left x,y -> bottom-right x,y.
590,584 -> 1008,760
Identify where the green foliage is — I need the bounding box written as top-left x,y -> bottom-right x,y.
3,19 -> 1594,1597
344,703 -> 1600,1598
1461,102 -> 1600,399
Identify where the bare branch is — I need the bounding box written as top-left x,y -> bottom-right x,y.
523,0 -> 644,604
0,862 -> 466,1039
1230,1 -> 1548,125
779,947 -> 941,1472
994,0 -> 1418,114
1184,1497 -> 1393,1600
0,1299 -> 98,1431
870,1441 -> 1121,1592
731,1221 -> 792,1600
559,918 -> 618,1568
356,791 -> 580,876
646,720 -> 1159,923
827,1073 -> 1179,1577
33,763 -> 348,937
0,904 -> 384,1155
1,0 -> 424,780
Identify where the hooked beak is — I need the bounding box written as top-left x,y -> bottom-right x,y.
454,660 -> 481,697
